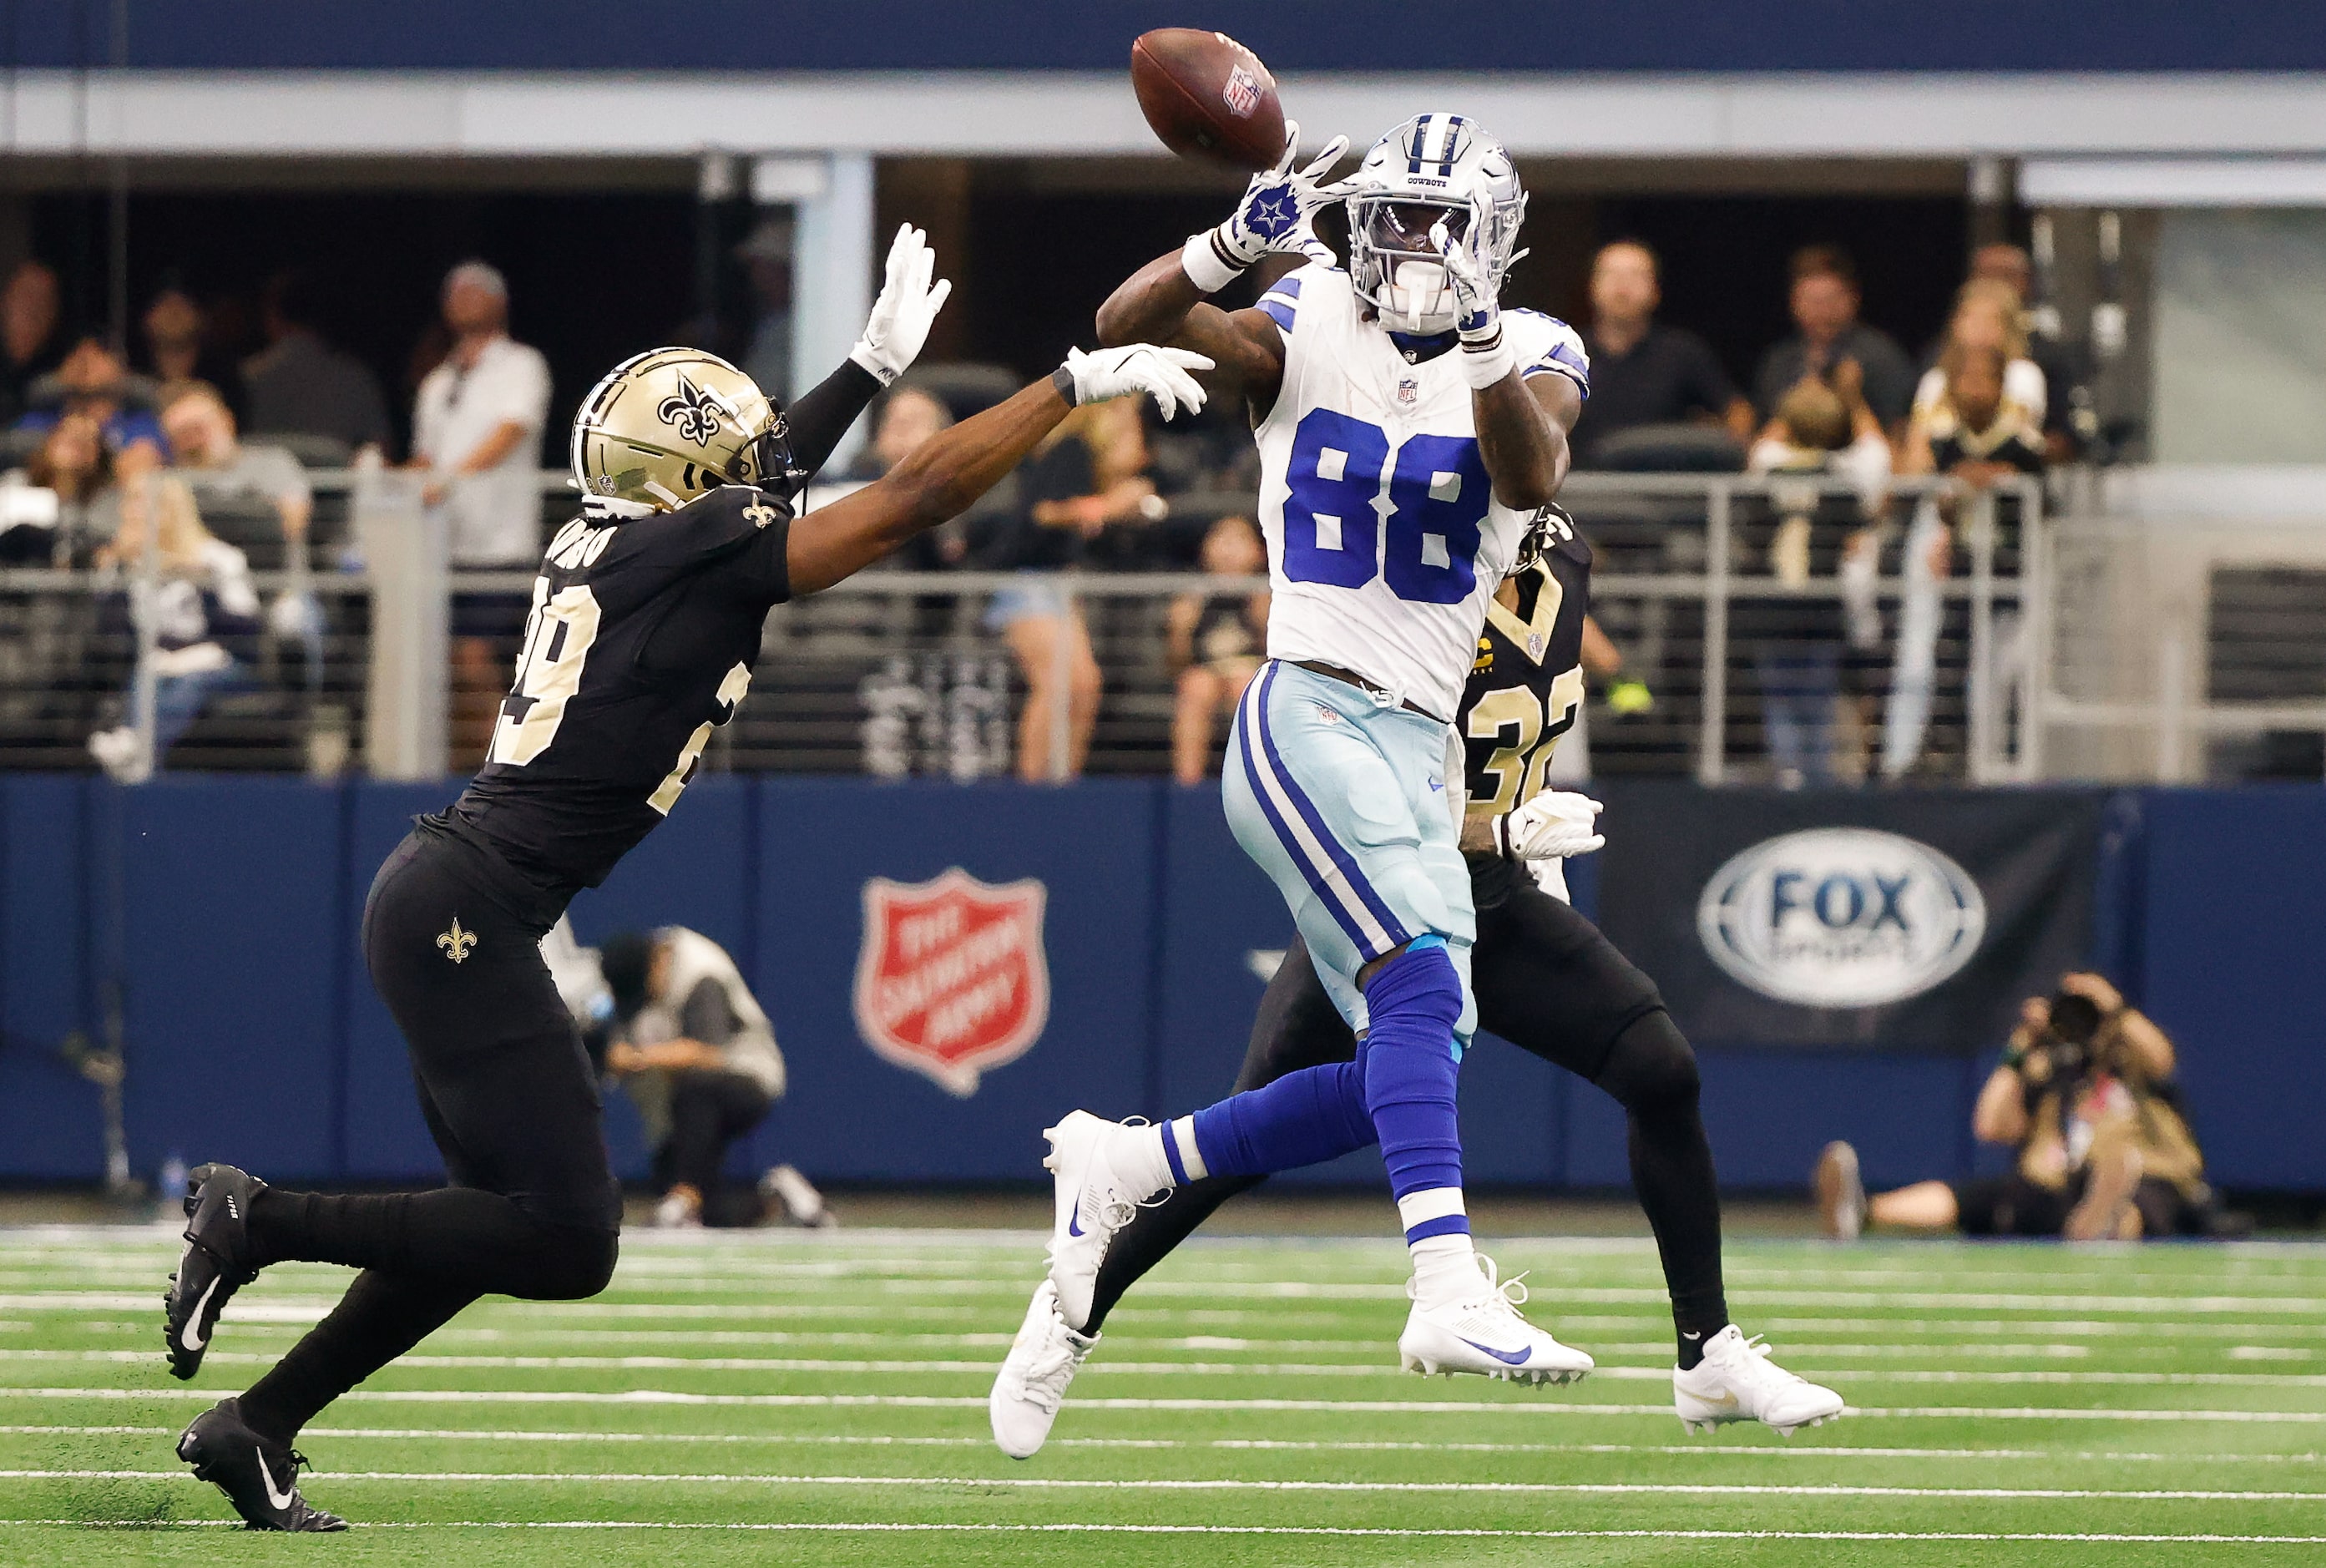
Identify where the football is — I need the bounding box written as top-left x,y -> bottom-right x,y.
1130,28 -> 1285,173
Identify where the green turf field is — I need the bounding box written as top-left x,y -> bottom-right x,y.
0,1223 -> 2321,1565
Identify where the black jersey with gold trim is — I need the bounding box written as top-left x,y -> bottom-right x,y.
1459,523 -> 1590,827
446,483 -> 794,899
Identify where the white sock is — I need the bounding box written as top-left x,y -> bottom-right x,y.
1408,1232 -> 1481,1309
1112,1121 -> 1179,1200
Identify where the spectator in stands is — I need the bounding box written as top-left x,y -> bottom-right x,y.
854,384 -> 965,570
139,287 -> 237,415
411,260 -> 553,768
1570,240 -> 1752,463
1902,341 -> 2047,488
0,261 -> 66,426
20,412 -> 120,560
1964,243 -> 2086,461
1817,973 -> 2225,1242
242,270 -> 392,458
1913,279 -> 2045,435
159,387 -> 312,554
597,927 -> 830,1231
85,473 -> 262,782
1752,245 -> 1915,437
736,215 -> 795,403
1166,513 -> 1268,786
1744,362 -> 1891,787
16,338 -> 167,468
974,399 -> 1157,781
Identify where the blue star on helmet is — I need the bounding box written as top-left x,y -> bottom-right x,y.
1245,190 -> 1298,240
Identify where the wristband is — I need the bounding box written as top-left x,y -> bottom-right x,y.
1490,812 -> 1515,861
1050,363 -> 1079,405
1457,329 -> 1516,392
1181,230 -> 1249,296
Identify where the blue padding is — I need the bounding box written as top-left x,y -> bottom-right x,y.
118,777 -> 345,1180
1360,943 -> 1465,1200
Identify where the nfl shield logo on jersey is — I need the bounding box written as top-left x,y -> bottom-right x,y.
1397,376 -> 1419,407
853,868 -> 1050,1095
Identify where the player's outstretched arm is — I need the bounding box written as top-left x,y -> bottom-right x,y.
1434,197 -> 1579,509
1095,122 -> 1347,409
785,346 -> 1210,596
784,224 -> 955,480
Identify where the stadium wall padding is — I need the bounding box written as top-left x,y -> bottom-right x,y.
0,775 -> 2318,1194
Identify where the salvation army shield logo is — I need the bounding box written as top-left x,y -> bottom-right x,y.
1696,828 -> 1986,1009
853,868 -> 1049,1095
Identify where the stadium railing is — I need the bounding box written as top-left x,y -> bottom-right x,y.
13,467 -> 2313,786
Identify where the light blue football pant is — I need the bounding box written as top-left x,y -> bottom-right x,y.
1220,660 -> 1477,1049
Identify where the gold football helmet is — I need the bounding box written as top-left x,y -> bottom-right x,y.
569,346 -> 791,512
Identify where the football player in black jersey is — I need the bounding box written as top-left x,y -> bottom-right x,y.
991,506 -> 1844,1455
159,225 -> 1211,1530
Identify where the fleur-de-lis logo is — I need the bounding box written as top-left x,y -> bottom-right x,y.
655,373 -> 723,446
742,500 -> 780,529
437,918 -> 478,965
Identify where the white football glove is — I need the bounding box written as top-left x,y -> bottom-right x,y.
1492,789 -> 1605,862
850,224 -> 953,387
1059,345 -> 1213,422
1432,192 -> 1514,390
1181,121 -> 1352,292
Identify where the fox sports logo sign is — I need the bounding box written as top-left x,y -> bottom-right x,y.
1696,829 -> 1986,1008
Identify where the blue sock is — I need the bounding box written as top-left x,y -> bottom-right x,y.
1359,937 -> 1469,1242
1189,1060 -> 1373,1180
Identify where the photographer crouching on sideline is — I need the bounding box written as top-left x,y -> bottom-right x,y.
544,922 -> 832,1231
1818,973 -> 2232,1242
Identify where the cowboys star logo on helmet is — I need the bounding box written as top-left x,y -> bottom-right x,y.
655,372 -> 726,447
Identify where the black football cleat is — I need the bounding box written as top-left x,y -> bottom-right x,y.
163,1162 -> 266,1380
178,1398 -> 346,1532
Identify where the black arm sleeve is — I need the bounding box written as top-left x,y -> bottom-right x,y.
784,359 -> 884,481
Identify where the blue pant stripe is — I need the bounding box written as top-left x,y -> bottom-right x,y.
1236,670 -> 1375,955
1251,665 -> 1413,956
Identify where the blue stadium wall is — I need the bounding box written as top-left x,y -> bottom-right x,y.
0,775 -> 2319,1195
12,1 -> 2326,73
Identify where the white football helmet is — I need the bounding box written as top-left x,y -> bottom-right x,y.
1344,114 -> 1527,336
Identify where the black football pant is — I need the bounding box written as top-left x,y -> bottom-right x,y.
237,825 -> 621,1444
1086,856 -> 1729,1360
652,1069 -> 774,1228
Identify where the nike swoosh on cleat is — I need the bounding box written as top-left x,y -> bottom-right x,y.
1693,1388 -> 1742,1409
1066,1210 -> 1085,1238
179,1276 -> 221,1353
1456,1337 -> 1533,1366
258,1446 -> 297,1511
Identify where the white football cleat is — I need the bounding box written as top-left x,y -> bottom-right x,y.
1814,1141 -> 1865,1241
1397,1254 -> 1594,1385
989,1278 -> 1096,1459
1675,1324 -> 1846,1436
1042,1110 -> 1161,1332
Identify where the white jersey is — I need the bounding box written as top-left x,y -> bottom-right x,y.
1251,263 -> 1589,721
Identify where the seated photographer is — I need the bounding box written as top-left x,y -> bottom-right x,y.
1817,973 -> 2219,1242
596,927 -> 831,1232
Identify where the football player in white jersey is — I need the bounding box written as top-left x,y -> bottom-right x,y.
1007,115 -> 1602,1428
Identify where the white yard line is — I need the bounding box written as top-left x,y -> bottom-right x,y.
11,1347 -> 2325,1387
11,1518 -> 2326,1543
6,1468 -> 2326,1502
4,1384 -> 2325,1422
3,1423 -> 2318,1465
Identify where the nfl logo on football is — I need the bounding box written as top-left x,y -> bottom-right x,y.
1221,63 -> 1262,119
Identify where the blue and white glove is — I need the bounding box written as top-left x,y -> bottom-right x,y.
1058,345 -> 1215,422
1492,789 -> 1605,862
850,224 -> 954,387
1432,192 -> 1514,390
1181,121 -> 1351,294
